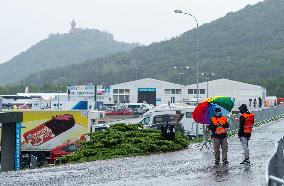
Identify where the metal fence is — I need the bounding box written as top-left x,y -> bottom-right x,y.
266,136 -> 284,186
228,106 -> 284,132
229,106 -> 284,186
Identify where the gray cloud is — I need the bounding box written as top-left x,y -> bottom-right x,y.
0,0 -> 262,63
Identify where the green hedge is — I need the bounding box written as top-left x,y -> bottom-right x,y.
59,124 -> 196,163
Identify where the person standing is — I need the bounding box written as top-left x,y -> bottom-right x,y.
253,98 -> 257,108
249,98 -> 252,108
209,108 -> 229,165
258,97 -> 262,108
238,104 -> 254,164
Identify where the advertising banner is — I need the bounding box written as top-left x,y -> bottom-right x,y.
15,122 -> 21,170
67,85 -> 96,101
0,111 -> 89,151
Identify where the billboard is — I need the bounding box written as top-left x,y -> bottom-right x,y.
0,111 -> 89,151
67,85 -> 96,101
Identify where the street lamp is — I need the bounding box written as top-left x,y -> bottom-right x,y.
57,90 -> 61,110
57,85 -> 63,110
201,73 -> 215,98
179,72 -> 185,102
173,66 -> 190,70
174,9 -> 199,104
173,66 -> 190,103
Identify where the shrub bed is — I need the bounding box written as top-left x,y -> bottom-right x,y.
59,124 -> 196,163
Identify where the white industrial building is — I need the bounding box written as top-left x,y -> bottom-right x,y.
3,78 -> 266,109
105,78 -> 266,108
106,78 -> 185,106
186,79 -> 266,109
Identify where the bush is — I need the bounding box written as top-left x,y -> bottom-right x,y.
59,124 -> 191,164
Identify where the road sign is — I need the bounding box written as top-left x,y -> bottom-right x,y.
67,85 -> 96,101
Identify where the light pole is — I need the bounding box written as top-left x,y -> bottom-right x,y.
201,73 -> 215,98
174,9 -> 199,104
57,90 -> 60,110
57,85 -> 62,110
179,72 -> 184,102
173,66 -> 190,103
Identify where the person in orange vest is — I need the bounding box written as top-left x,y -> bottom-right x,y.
238,104 -> 254,165
209,108 -> 229,165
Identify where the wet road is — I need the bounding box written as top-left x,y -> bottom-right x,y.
1,119 -> 284,186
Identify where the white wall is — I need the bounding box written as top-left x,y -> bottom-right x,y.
186,79 -> 266,109
109,78 -> 185,105
103,78 -> 266,108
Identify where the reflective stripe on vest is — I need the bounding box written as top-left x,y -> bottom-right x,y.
211,116 -> 227,134
242,113 -> 254,134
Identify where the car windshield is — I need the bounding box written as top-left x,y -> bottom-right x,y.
127,105 -> 140,109
66,144 -> 77,152
140,117 -> 150,125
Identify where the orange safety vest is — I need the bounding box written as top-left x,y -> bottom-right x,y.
242,113 -> 254,134
211,116 -> 228,135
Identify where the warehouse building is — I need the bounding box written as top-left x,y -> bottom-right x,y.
186,79 -> 266,109
106,78 -> 266,108
107,78 -> 185,106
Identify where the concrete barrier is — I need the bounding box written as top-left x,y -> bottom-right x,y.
266,136 -> 284,186
0,112 -> 23,171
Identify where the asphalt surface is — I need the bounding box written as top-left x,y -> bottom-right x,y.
1,119 -> 284,186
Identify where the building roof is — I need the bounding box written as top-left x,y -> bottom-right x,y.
110,78 -> 266,90
17,93 -> 67,100
111,78 -> 184,87
186,78 -> 265,89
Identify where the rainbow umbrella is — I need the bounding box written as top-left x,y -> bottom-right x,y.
192,96 -> 234,124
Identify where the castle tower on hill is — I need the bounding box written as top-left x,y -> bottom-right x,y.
70,19 -> 81,33
70,19 -> 76,32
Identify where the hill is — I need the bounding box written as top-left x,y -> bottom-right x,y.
0,29 -> 139,85
10,0 -> 284,96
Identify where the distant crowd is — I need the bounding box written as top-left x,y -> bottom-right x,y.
248,97 -> 262,108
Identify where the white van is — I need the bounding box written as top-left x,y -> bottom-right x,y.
139,107 -> 204,137
123,103 -> 154,115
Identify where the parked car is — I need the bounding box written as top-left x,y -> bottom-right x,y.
123,103 -> 154,115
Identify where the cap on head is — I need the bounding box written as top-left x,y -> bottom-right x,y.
214,108 -> 222,116
238,104 -> 248,113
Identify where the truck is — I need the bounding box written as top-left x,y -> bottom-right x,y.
0,110 -> 105,168
139,106 -> 204,137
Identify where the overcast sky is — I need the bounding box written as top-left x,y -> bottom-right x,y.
0,0 -> 263,64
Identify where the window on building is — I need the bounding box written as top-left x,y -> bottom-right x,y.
97,96 -> 104,101
199,89 -> 205,94
176,89 -> 181,94
171,97 -> 175,103
165,89 -> 172,94
165,89 -> 182,94
124,95 -> 130,103
124,89 -> 130,94
188,89 -> 205,94
119,95 -> 125,102
188,89 -> 194,94
113,89 -> 118,94
113,95 -> 118,103
119,89 -> 124,94
186,112 -> 192,118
